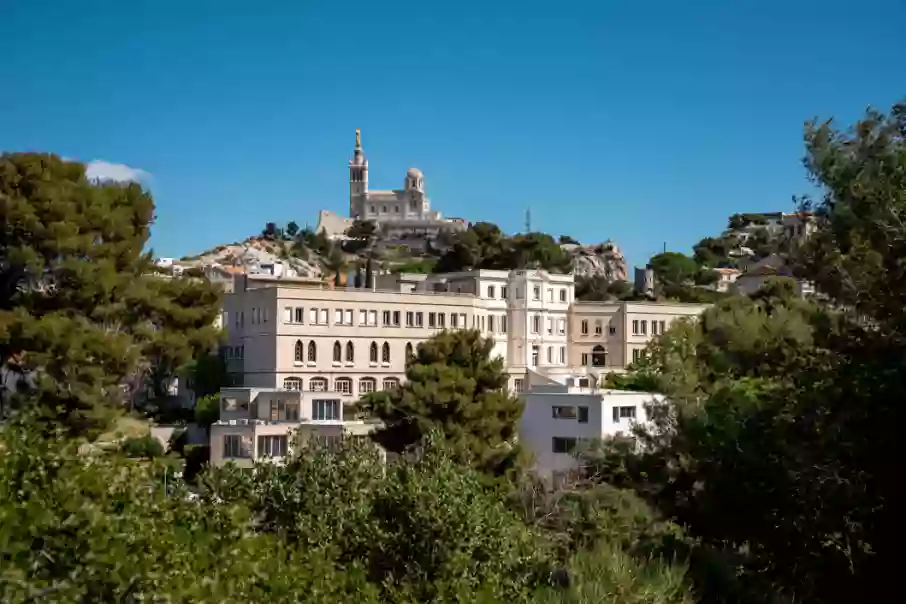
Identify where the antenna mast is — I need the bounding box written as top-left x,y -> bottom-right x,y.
525,208 -> 532,233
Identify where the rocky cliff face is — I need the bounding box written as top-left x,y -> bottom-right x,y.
563,242 -> 628,282
180,237 -> 324,278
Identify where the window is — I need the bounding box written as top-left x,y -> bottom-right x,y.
546,346 -> 553,363
257,435 -> 288,458
382,310 -> 391,326
533,286 -> 541,300
320,309 -> 328,325
559,346 -> 566,364
531,345 -> 539,367
459,313 -> 466,328
581,320 -> 588,335
405,342 -> 414,362
335,377 -> 352,395
514,378 -> 525,393
559,288 -> 567,302
487,285 -> 495,298
393,311 -> 401,326
553,405 -> 577,419
546,317 -> 553,334
283,377 -> 302,391
310,308 -> 318,324
266,399 -> 299,421
307,341 -> 317,362
578,378 -> 590,388
415,312 -> 423,327
283,307 -> 292,323
428,312 -> 436,327
382,377 -> 400,390
612,405 -> 637,422
359,377 -> 376,394
595,320 -> 602,335
552,437 -> 577,454
222,434 -> 250,458
369,341 -> 378,363
640,321 -> 647,335
501,315 -> 507,333
295,307 -> 304,323
437,313 -> 445,328
488,315 -> 495,333
406,311 -> 414,327
558,319 -> 565,335
309,376 -> 327,392
359,309 -> 367,325
581,353 -> 589,366
609,325 -> 616,335
660,320 -> 666,334
632,349 -> 641,363
382,342 -> 391,363
332,341 -> 342,363
651,320 -> 658,336
531,315 -> 540,334
592,345 -> 606,367
294,340 -> 304,363
451,313 -> 459,328
578,406 -> 589,423
547,288 -> 554,302
632,320 -> 640,335
313,399 -> 340,420
502,286 -> 508,298
334,309 -> 343,324
345,341 -> 354,363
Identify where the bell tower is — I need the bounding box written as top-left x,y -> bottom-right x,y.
348,128 -> 369,218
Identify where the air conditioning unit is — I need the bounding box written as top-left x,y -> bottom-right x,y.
565,378 -> 575,387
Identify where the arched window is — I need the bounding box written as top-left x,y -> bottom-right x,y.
382,377 -> 400,391
381,342 -> 390,363
592,345 -> 606,367
345,341 -> 354,363
369,341 -> 378,363
309,376 -> 327,392
283,377 -> 303,391
307,341 -> 317,363
405,342 -> 414,362
359,377 -> 376,394
333,341 -> 342,363
335,377 -> 353,395
294,340 -> 304,362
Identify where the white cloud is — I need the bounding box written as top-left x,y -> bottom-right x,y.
85,160 -> 150,183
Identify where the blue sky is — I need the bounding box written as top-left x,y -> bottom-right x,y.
2,0 -> 904,268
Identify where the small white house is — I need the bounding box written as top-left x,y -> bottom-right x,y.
518,373 -> 663,480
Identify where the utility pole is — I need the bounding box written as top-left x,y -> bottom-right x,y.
525,208 -> 532,233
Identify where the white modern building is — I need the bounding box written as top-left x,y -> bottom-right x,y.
518,372 -> 663,481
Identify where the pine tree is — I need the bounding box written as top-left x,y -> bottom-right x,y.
359,329 -> 525,476
0,153 -> 222,437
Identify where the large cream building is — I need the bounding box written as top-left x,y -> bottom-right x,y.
213,269 -> 707,465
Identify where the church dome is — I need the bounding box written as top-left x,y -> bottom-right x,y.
405,167 -> 424,191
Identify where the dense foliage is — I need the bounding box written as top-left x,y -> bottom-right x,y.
0,153 -> 222,437
360,329 -> 526,477
591,102 -> 903,602
434,222 -> 573,273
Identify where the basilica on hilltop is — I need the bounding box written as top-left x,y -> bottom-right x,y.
316,129 -> 466,240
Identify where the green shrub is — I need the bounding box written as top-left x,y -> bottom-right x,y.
121,435 -> 164,458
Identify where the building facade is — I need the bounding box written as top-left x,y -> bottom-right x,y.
222,269 -> 707,399
518,379 -> 663,480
